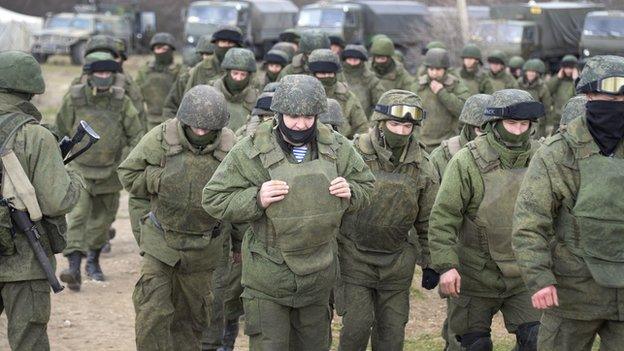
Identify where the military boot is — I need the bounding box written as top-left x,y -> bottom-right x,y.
60,252 -> 83,291
86,248 -> 105,281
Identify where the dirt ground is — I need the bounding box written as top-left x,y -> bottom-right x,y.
0,55 -> 519,350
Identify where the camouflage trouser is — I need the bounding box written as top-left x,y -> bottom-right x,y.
128,195 -> 150,244
133,254 -> 213,351
0,279 -> 50,351
202,238 -> 230,350
337,282 -> 411,351
63,189 -> 119,255
441,299 -> 461,351
224,260 -> 244,321
243,297 -> 332,351
538,312 -> 624,351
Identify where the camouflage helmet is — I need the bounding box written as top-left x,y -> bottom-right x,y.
0,51 -> 45,94
459,94 -> 493,127
461,44 -> 482,61
221,48 -> 257,72
85,35 -> 119,58
329,35 -> 346,49
342,44 -> 368,61
177,85 -> 229,130
252,91 -> 275,116
370,37 -> 395,57
308,49 -> 341,73
422,40 -> 447,55
279,28 -> 300,44
577,55 -> 624,94
211,25 -> 244,46
560,95 -> 587,127
271,74 -> 327,116
83,52 -> 119,73
298,31 -> 331,56
150,32 -> 176,51
561,54 -> 578,67
483,89 -> 544,124
263,49 -> 289,66
271,42 -> 296,61
319,98 -> 344,128
367,34 -> 390,49
263,82 -> 280,93
508,56 -> 525,70
196,35 -> 214,54
115,38 -> 128,60
487,50 -> 508,66
523,58 -> 546,75
424,48 -> 450,69
372,89 -> 424,125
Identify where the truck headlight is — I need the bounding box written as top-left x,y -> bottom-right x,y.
583,49 -> 590,57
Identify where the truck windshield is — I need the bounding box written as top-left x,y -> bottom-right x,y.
187,5 -> 238,25
297,9 -> 344,28
47,16 -> 93,30
473,22 -> 523,44
583,16 -> 624,37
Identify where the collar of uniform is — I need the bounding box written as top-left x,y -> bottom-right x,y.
0,93 -> 42,121
175,119 -> 221,155
563,116 -> 602,159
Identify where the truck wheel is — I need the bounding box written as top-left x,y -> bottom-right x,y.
32,53 -> 48,64
71,41 -> 86,65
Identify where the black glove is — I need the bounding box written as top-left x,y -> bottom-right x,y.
421,268 -> 440,290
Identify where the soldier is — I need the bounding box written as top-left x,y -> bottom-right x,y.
329,35 -> 346,56
518,58 -> 554,137
370,36 -> 414,91
508,56 -> 525,80
56,52 -> 144,290
182,46 -> 203,68
278,28 -> 300,52
512,55 -> 624,351
547,55 -> 579,119
118,85 -> 234,350
256,49 -> 289,88
336,90 -> 439,350
319,98 -> 345,131
417,41 -> 448,77
487,50 -> 519,91
341,44 -> 387,118
0,51 -> 82,351
308,49 -> 369,139
429,89 -> 545,351
271,42 -> 297,63
209,48 -> 260,132
429,94 -> 491,179
412,48 -> 469,152
237,89 -> 277,138
135,32 -> 183,130
556,94 -> 587,133
278,30 -> 330,79
454,44 -> 494,96
202,75 -> 375,350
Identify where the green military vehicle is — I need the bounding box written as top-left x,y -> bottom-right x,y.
183,0 -> 298,57
31,3 -> 155,65
580,11 -> 624,59
472,2 -> 603,71
296,0 -> 430,56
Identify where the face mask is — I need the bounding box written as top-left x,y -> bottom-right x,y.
266,70 -> 280,82
277,114 -> 317,146
90,74 -> 114,90
586,100 -> 624,156
372,58 -> 395,76
492,121 -> 530,148
318,75 -> 337,88
225,73 -> 251,94
154,50 -> 174,66
183,125 -> 218,148
381,122 -> 410,148
215,46 -> 230,63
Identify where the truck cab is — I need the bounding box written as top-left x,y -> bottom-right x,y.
472,20 -> 537,60
184,1 -> 247,46
580,11 -> 624,59
296,3 -> 364,44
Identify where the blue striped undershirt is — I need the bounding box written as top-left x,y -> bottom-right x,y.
292,145 -> 308,163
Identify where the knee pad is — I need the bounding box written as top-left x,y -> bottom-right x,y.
458,332 -> 493,351
516,321 -> 539,351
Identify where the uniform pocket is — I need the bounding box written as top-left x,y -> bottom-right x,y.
242,297 -> 261,336
552,242 -> 591,278
30,280 -> 51,324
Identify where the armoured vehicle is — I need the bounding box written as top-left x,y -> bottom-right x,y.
580,11 -> 624,59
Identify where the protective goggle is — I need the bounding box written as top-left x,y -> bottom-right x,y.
578,76 -> 624,95
374,104 -> 426,123
484,101 -> 545,120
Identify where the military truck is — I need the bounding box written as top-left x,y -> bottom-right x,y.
30,3 -> 155,65
580,11 -> 624,59
296,0 -> 430,54
183,0 -> 298,57
471,2 -> 604,71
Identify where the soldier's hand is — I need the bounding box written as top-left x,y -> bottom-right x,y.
440,268 -> 461,297
258,180 -> 289,208
557,68 -> 564,79
532,285 -> 559,310
329,177 -> 351,199
572,68 -> 579,80
430,80 -> 444,94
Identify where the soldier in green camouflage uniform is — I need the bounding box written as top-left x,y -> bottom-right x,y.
329,35 -> 346,56
56,52 -> 144,290
512,55 -> 624,351
556,94 -> 587,133
308,49 -> 368,139
0,51 -> 82,351
135,32 -> 183,130
336,90 -> 439,350
486,51 -> 519,92
341,45 -> 387,119
429,89 -> 545,351
237,90 -> 277,138
202,75 -> 375,350
547,55 -> 579,120
256,50 -> 289,89
417,41 -> 448,77
517,59 -> 554,137
508,56 -> 525,80
118,85 -> 234,350
412,48 -> 470,152
453,44 -> 494,96
271,42 -> 296,63
278,31 -> 331,80
209,48 -> 260,132
370,37 -> 414,91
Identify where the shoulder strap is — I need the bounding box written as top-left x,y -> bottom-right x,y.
447,135 -> 462,157
0,112 -> 37,152
213,128 -> 235,161
110,86 -> 126,111
163,118 -> 183,157
335,82 -> 349,95
466,138 -> 499,173
70,84 -> 87,107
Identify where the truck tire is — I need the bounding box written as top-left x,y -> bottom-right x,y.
71,41 -> 86,66
32,53 -> 48,64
